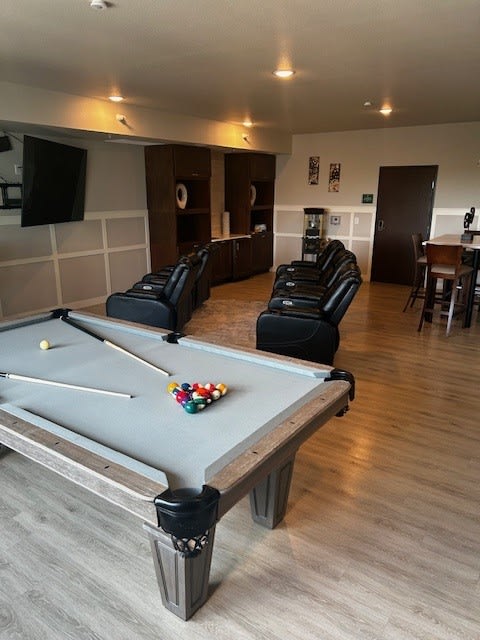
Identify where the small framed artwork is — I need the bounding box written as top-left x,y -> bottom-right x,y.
328,163 -> 341,192
308,156 -> 320,185
362,193 -> 374,204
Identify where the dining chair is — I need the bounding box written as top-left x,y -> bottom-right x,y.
403,233 -> 427,311
417,243 -> 473,336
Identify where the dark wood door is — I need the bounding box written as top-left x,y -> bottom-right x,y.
371,165 -> 437,284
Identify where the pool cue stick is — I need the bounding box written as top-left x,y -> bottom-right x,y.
61,316 -> 170,377
0,372 -> 132,398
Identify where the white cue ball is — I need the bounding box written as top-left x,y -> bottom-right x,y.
39,339 -> 51,350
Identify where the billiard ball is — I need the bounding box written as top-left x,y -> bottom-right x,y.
175,390 -> 189,404
167,380 -> 228,414
184,400 -> 199,414
39,340 -> 51,350
193,398 -> 207,410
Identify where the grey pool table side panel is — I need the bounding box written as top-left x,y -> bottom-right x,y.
0,408 -> 165,523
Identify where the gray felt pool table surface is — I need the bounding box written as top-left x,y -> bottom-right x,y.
0,311 -> 346,492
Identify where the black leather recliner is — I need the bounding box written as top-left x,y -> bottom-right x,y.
106,253 -> 201,331
256,268 -> 362,365
257,309 -> 339,366
273,249 -> 357,292
192,243 -> 214,309
256,240 -> 361,366
139,243 -> 214,311
274,239 -> 345,280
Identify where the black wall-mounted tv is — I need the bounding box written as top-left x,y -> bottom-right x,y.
21,135 -> 87,227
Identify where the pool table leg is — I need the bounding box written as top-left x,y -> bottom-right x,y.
143,521 -> 215,620
249,453 -> 296,529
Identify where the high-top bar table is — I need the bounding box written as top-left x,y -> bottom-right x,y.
426,233 -> 480,328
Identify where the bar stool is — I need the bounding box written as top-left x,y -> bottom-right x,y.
403,233 -> 427,311
417,243 -> 473,336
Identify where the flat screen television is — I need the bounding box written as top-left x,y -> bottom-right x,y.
21,135 -> 87,227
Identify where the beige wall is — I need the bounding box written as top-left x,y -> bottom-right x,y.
0,134 -> 150,319
0,213 -> 149,318
0,134 -> 228,320
274,122 -> 480,278
1,121 -> 479,317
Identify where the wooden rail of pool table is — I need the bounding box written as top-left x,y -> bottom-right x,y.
0,375 -> 350,527
0,407 -> 166,523
209,379 -> 351,518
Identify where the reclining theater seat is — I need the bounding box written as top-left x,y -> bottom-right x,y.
275,239 -> 345,280
106,253 -> 201,332
139,243 -> 214,311
256,259 -> 362,366
273,249 -> 357,292
257,308 -> 339,366
191,243 -> 214,309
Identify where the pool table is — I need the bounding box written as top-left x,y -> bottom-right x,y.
0,309 -> 354,620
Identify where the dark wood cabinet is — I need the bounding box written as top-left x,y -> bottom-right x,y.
210,240 -> 233,285
172,145 -> 211,177
145,144 -> 211,271
225,153 -> 275,276
232,237 -> 252,280
251,231 -> 274,274
249,154 -> 276,181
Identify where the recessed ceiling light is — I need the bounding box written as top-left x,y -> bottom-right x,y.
273,69 -> 295,79
379,105 -> 393,116
363,101 -> 372,107
243,119 -> 253,128
109,95 -> 124,103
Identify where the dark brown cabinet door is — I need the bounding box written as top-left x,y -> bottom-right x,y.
251,232 -> 273,274
232,237 -> 252,280
249,154 -> 276,180
210,240 -> 233,285
173,145 -> 211,177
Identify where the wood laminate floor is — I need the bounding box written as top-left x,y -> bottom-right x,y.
1,277 -> 479,639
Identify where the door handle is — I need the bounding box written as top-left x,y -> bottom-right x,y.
377,219 -> 385,231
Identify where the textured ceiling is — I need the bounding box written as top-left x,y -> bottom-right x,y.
1,0 -> 480,135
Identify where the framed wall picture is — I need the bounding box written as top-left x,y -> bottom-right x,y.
308,156 -> 320,185
328,163 -> 341,192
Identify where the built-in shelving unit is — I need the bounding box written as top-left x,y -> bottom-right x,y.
144,144 -> 211,271
225,153 -> 275,275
